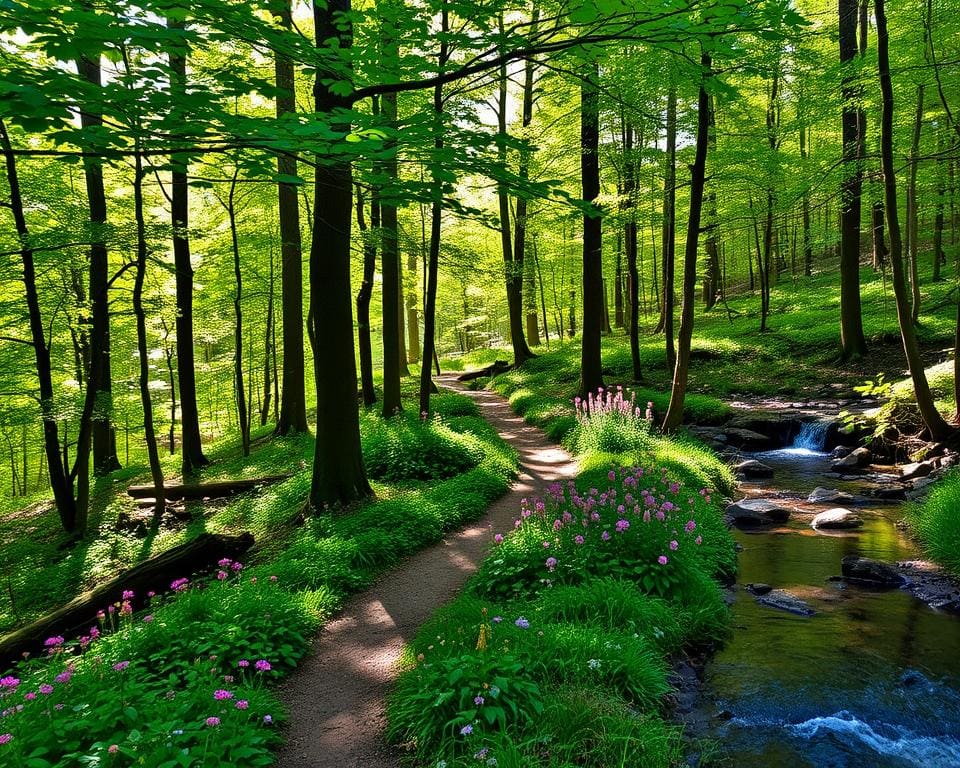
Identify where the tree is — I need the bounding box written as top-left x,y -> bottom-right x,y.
875,0 -> 953,442
273,0 -> 309,435
838,0 -> 868,359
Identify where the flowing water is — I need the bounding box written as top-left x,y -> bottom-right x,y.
695,421 -> 960,768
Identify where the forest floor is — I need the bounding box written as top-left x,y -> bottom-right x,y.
274,377 -> 578,768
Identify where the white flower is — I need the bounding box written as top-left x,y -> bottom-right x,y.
587,658 -> 601,670
487,759 -> 498,767
437,761 -> 447,768
653,627 -> 664,639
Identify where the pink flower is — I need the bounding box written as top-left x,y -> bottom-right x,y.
545,557 -> 558,572
685,520 -> 697,533
206,717 -> 221,727
0,677 -> 18,690
217,570 -> 229,581
121,590 -> 135,600
255,660 -> 272,672
608,470 -> 616,481
601,531 -> 611,541
120,601 -> 132,616
147,591 -> 156,598
0,734 -> 12,745
108,744 -> 119,754
55,670 -> 72,684
695,535 -> 703,545
39,684 -> 53,695
44,636 -> 64,648
269,575 -> 278,582
214,689 -> 234,700
24,692 -> 36,701
542,541 -> 550,549
494,534 -> 504,544
171,578 -> 189,592
218,558 -> 233,568
231,562 -> 243,571
223,675 -> 234,683
574,535 -> 585,545
238,660 -> 250,668
143,615 -> 154,624
616,519 -> 630,533
235,699 -> 249,710
658,555 -> 669,566
670,540 -> 679,551
113,661 -> 129,672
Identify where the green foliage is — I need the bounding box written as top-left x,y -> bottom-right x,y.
361,411 -> 483,481
906,469 -> 960,576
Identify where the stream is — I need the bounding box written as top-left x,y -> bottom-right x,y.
693,423 -> 960,768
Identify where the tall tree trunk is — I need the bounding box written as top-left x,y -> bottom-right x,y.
406,252 -> 421,363
578,59 -> 604,397
380,84 -> 403,417
419,1 -> 449,417
169,18 -> 208,474
308,0 -> 372,509
624,119 -> 642,382
933,128 -> 946,282
907,84 -> 925,323
876,0 -> 952,441
132,148 -> 166,527
260,246 -> 275,427
658,85 -> 677,370
76,49 -> 120,475
225,171 -> 250,456
274,0 -> 309,435
356,180 -> 378,406
1,120 -> 82,533
497,13 -> 534,367
397,245 -> 410,377
839,0 -> 868,358
664,53 -> 712,431
703,95 -> 720,309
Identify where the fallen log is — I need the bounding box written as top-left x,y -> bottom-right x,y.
0,531 -> 254,671
456,359 -> 511,382
127,474 -> 292,500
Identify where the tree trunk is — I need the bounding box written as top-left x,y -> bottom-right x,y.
497,13 -> 534,367
356,180 -> 378,406
169,19 -> 208,475
907,84 -> 924,323
274,0 -> 309,435
76,50 -> 120,475
703,95 -> 720,310
380,87 -> 403,417
624,120 -> 642,381
419,1 -> 449,417
876,0 -> 952,441
1,121 -> 82,533
132,148 -> 166,527
933,128 -> 946,282
260,246 -> 275,427
664,54 -> 712,432
839,0 -> 868,358
658,85 -> 677,370
578,59 -> 604,397
406,251 -> 421,363
226,171 -> 250,457
308,0 -> 372,509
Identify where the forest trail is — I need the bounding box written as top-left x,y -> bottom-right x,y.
275,377 -> 579,768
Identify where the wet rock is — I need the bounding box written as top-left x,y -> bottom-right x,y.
725,499 -> 792,527
900,461 -> 934,480
831,447 -> 872,472
812,507 -> 864,530
807,487 -> 855,504
897,560 -> 960,612
723,427 -> 774,451
746,583 -> 773,595
841,556 -> 907,588
830,445 -> 854,458
756,589 -> 816,616
735,459 -> 774,479
874,484 -> 908,500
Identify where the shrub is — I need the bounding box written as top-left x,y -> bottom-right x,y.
567,386 -> 653,456
362,412 -> 482,481
906,469 -> 960,576
471,465 -> 716,601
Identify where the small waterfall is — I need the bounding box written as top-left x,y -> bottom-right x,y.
792,421 -> 830,452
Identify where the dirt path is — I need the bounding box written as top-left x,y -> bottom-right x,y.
275,377 -> 578,768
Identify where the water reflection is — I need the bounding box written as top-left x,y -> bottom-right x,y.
697,449 -> 960,768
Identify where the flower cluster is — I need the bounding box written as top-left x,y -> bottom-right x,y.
573,385 -> 644,422
484,465 -> 709,598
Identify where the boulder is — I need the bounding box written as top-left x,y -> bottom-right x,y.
723,427 -> 774,451
830,445 -> 854,458
900,461 -> 934,481
874,485 -> 908,500
746,582 -> 773,596
807,487 -> 855,504
725,499 -> 792,526
812,507 -> 864,530
831,447 -> 872,472
841,556 -> 907,587
756,589 -> 816,616
735,460 -> 775,479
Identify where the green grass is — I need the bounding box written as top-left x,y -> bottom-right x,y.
906,469 -> 960,576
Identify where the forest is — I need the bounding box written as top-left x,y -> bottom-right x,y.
0,0 -> 959,766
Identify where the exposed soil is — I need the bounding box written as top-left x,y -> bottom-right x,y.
274,377 -> 578,768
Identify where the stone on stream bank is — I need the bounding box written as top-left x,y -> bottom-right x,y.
831,447 -> 873,472
807,487 -> 855,504
900,461 -> 935,480
725,499 -> 792,527
735,460 -> 774,479
841,556 -> 907,587
812,508 -> 864,530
